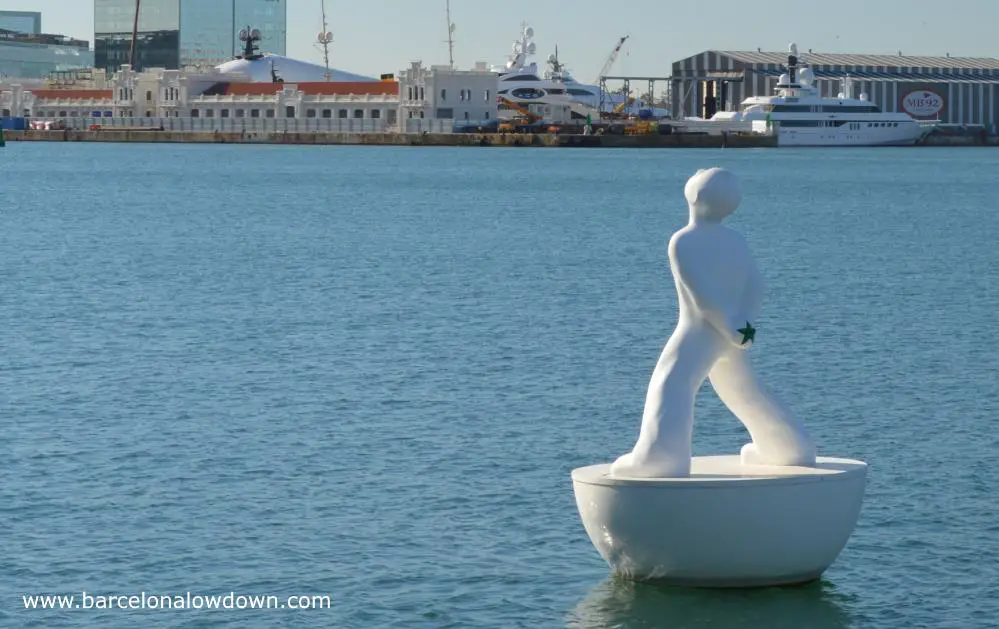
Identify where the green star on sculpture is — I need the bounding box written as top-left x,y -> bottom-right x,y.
738,321 -> 756,345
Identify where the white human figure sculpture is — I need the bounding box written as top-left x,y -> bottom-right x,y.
611,168 -> 816,478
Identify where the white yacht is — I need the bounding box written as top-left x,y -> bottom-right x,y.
491,25 -> 602,112
482,24 -> 670,121
701,43 -> 934,146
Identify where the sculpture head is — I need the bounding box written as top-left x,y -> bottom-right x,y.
684,168 -> 742,224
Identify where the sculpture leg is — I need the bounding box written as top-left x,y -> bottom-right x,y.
611,328 -> 717,478
708,350 -> 817,467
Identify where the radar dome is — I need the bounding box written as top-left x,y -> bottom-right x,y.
778,72 -> 791,85
251,29 -> 262,40
525,26 -> 534,38
238,29 -> 249,41
527,42 -> 537,54
798,68 -> 815,85
789,42 -> 798,55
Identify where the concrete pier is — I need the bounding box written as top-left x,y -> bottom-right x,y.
3,129 -> 778,148
6,129 -> 993,147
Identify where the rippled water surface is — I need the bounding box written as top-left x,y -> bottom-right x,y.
4,143 -> 999,628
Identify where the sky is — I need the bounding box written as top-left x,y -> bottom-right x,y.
2,0 -> 998,82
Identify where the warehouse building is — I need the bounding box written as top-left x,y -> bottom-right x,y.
671,48 -> 999,130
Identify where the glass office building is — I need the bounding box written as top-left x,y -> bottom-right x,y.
0,11 -> 42,35
94,0 -> 180,72
95,0 -> 286,73
0,33 -> 94,79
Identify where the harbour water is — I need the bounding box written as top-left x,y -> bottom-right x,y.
4,144 -> 999,628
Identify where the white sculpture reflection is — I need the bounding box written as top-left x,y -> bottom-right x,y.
611,168 -> 816,478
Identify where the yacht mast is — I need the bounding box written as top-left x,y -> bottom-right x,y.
317,0 -> 333,81
445,0 -> 456,69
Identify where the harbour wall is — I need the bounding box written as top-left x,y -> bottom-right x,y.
5,129 -> 995,147
3,129 -> 776,148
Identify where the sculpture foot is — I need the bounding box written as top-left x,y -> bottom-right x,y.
740,442 -> 817,468
610,451 -> 690,479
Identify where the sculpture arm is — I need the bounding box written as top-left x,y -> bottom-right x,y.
729,243 -> 764,349
671,236 -> 749,349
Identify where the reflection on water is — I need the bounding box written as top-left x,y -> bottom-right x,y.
566,577 -> 858,629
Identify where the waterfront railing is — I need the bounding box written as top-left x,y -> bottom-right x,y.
52,117 -> 405,134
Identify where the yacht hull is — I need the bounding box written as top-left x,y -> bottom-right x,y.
777,124 -> 926,147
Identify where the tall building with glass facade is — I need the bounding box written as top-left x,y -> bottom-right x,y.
94,0 -> 286,73
0,11 -> 42,35
0,31 -> 93,79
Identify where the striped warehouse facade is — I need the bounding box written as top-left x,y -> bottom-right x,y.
670,49 -> 999,131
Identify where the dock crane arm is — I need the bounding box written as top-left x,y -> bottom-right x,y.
595,35 -> 629,82
497,96 -> 542,123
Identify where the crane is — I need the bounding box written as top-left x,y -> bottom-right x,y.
595,35 -> 629,83
129,0 -> 140,68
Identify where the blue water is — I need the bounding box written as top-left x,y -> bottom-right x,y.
4,143 -> 998,628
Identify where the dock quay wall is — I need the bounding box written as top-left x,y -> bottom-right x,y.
3,129 -> 779,148
6,129 -> 994,147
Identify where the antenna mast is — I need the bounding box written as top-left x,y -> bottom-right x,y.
317,0 -> 333,81
445,0 -> 456,69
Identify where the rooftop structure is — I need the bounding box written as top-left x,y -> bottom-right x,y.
717,49 -> 999,72
0,29 -> 89,50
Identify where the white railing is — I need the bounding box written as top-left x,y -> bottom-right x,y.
666,119 -> 769,136
56,116 -> 397,134
25,116 -> 509,135
403,118 -> 456,134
